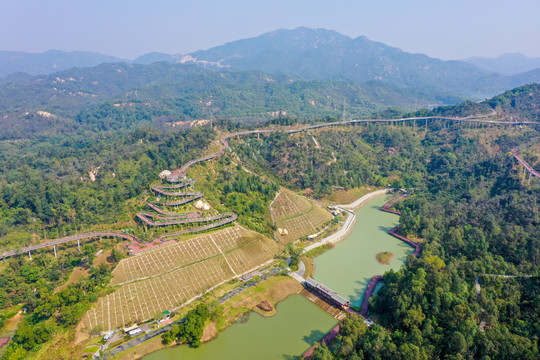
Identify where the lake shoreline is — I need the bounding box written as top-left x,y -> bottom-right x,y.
132,190 -> 394,360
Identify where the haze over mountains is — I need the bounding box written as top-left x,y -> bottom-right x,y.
0,50 -> 127,77
2,28 -> 540,99
2,61 -> 465,140
463,53 -> 540,76
1,27 -> 540,140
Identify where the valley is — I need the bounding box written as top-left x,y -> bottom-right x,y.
0,17 -> 539,359
1,109 -> 538,359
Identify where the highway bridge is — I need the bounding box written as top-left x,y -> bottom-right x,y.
167,115 -> 538,180
0,232 -> 137,260
511,148 -> 540,185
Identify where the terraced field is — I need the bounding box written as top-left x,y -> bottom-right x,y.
84,226 -> 279,331
271,188 -> 312,221
271,188 -> 333,243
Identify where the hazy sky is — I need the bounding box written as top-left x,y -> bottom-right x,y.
1,0 -> 539,60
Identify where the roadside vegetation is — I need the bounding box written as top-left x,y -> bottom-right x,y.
0,126 -> 214,251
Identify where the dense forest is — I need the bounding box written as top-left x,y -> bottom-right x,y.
0,238 -> 126,359
0,126 -> 215,250
413,83 -> 540,122
312,164 -> 539,359
0,58 -> 491,141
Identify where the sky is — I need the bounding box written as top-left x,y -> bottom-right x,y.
0,0 -> 539,60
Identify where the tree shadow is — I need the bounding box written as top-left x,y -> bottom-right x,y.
282,355 -> 300,360
302,329 -> 326,345
378,225 -> 394,233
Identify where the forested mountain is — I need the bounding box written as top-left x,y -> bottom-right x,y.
0,61 -> 470,140
0,50 -> 126,78
3,29 -> 539,101
464,53 -> 540,75
421,83 -> 540,122
187,27 -> 540,97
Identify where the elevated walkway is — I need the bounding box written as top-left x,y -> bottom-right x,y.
303,277 -> 350,309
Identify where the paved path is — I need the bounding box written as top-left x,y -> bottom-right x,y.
338,188 -> 391,212
103,325 -> 172,359
170,115 -> 535,179
296,259 -> 306,277
512,148 -> 540,179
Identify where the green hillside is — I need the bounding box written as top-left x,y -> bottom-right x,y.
0,62 -> 469,140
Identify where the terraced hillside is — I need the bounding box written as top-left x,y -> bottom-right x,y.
271,188 -> 333,243
83,225 -> 279,331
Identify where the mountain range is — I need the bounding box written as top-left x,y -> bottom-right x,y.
2,28 -> 540,100
1,61 -> 470,140
0,50 -> 127,77
463,53 -> 540,76
1,27 -> 540,141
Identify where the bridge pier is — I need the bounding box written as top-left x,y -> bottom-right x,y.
54,244 -> 57,257
77,239 -> 81,252
528,172 -> 532,184
28,250 -> 32,260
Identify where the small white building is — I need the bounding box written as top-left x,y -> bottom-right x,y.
128,328 -> 142,337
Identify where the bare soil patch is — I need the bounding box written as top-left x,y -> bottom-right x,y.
201,322 -> 218,342
0,310 -> 23,337
301,256 -> 315,278
226,276 -> 302,319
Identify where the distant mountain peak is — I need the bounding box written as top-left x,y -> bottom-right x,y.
187,27 -> 497,95
0,49 -> 127,77
463,53 -> 540,75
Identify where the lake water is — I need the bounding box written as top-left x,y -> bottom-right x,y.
144,295 -> 336,360
313,195 -> 412,307
144,194 -> 412,359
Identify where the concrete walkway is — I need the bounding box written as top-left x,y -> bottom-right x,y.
289,189 -> 391,285
338,188 -> 391,212
303,189 -> 391,254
